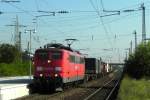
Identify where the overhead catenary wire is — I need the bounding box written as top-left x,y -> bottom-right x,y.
100,0 -> 105,11
0,0 -> 145,25
42,0 -> 52,9
5,2 -> 35,17
2,1 -> 69,49
0,1 -> 149,54
0,1 -> 143,38
99,0 -> 144,61
89,0 -> 114,48
8,1 -> 70,38
34,0 -> 39,11
35,6 -> 142,43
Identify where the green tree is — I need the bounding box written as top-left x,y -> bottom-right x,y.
0,44 -> 19,63
125,42 -> 150,79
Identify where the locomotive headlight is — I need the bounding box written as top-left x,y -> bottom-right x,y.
40,74 -> 43,77
54,73 -> 58,77
47,60 -> 51,63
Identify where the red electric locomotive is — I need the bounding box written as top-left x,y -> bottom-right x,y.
30,43 -> 85,92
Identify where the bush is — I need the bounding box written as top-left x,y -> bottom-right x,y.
0,61 -> 31,76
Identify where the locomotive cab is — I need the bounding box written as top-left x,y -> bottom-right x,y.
31,49 -> 63,92
30,43 -> 85,93
34,49 -> 62,78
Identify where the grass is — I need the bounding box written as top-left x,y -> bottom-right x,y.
0,61 -> 32,77
117,75 -> 150,100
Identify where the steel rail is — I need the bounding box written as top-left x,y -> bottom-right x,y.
105,79 -> 120,100
84,77 -> 115,100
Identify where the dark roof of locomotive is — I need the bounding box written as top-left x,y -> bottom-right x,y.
43,43 -> 73,51
35,43 -> 83,56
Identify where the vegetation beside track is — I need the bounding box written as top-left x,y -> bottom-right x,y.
117,75 -> 150,100
0,43 -> 32,76
118,41 -> 150,100
0,62 -> 30,76
125,41 -> 150,79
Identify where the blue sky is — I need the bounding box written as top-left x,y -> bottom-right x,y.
0,0 -> 150,63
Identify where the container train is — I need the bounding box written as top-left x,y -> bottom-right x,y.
29,43 -> 112,92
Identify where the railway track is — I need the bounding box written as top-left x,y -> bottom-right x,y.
16,71 -> 122,100
83,69 -> 122,100
84,78 -> 120,100
16,90 -> 64,100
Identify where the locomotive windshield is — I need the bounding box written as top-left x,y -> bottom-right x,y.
35,50 -> 62,60
36,50 -> 48,60
51,51 -> 62,60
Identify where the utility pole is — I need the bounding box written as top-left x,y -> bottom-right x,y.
1,1 -> 22,51
133,31 -> 137,48
15,15 -> 19,50
25,29 -> 36,79
100,3 -> 146,43
125,51 -> 128,60
125,48 -> 130,58
6,15 -> 26,51
130,41 -> 132,54
141,3 -> 146,42
118,3 -> 146,43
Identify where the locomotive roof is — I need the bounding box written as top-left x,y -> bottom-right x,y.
36,43 -> 83,56
44,43 -> 73,51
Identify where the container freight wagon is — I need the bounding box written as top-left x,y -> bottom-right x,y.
85,58 -> 102,80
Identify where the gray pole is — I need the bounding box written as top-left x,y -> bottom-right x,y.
133,31 -> 137,48
130,41 -> 132,54
29,30 -> 32,79
121,4 -> 146,43
6,16 -> 26,51
25,29 -> 35,79
141,3 -> 146,42
125,51 -> 128,60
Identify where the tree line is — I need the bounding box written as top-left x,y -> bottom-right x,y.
0,43 -> 31,76
125,41 -> 150,79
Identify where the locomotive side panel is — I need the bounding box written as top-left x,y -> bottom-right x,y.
62,52 -> 85,83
